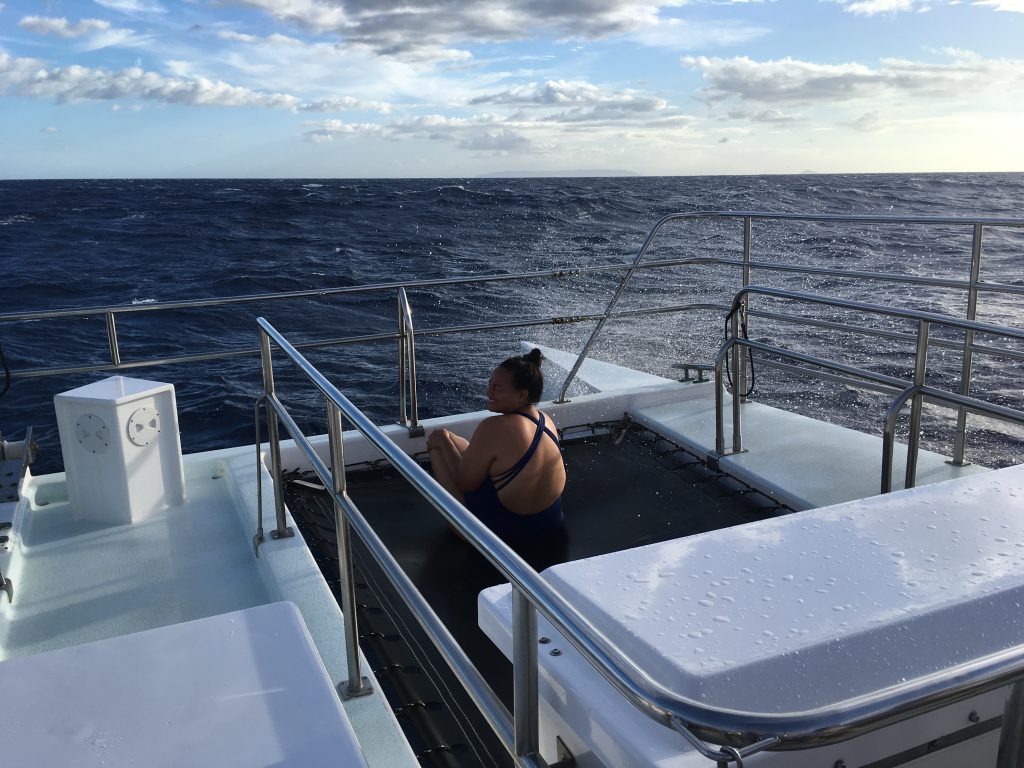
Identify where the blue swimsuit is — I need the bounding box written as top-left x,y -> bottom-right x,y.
463,411 -> 564,543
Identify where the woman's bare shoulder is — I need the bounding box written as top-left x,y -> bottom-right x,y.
536,409 -> 558,430
474,413 -> 515,435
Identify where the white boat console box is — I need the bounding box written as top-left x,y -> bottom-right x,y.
480,463 -> 1024,766
54,375 -> 186,525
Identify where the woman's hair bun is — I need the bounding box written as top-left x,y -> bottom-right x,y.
524,348 -> 544,367
499,348 -> 545,403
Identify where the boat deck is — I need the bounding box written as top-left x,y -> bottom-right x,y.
286,423 -> 792,766
1,450 -> 423,768
534,344 -> 992,512
633,387 -> 989,510
0,460 -> 269,661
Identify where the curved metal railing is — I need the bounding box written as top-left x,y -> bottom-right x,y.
258,316 -> 1024,767
6,210 -> 1022,468
712,286 -> 1024,492
554,211 -> 1024,410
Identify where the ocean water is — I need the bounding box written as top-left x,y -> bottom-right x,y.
1,174 -> 1022,473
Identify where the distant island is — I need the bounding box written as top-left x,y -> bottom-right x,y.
478,169 -> 639,178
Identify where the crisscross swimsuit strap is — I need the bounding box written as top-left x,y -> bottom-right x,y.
491,411 -> 560,491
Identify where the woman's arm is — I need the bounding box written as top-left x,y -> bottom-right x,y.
455,419 -> 500,492
427,421 -> 500,494
426,429 -> 465,500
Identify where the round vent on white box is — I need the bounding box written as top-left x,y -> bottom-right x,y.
127,406 -> 160,447
75,413 -> 110,454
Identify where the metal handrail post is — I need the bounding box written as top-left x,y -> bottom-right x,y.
738,217 -> 752,402
258,329 -> 293,539
730,309 -> 743,453
0,564 -> 12,603
904,321 -> 930,490
105,311 -> 121,366
952,223 -> 984,466
714,349 -> 727,456
881,386 -> 919,494
397,288 -> 423,436
252,396 -> 266,557
512,587 -> 541,762
996,680 -> 1024,768
556,213 -> 684,403
327,400 -> 372,699
397,291 -> 408,427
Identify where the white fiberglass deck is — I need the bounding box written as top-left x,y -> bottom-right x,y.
633,389 -> 990,510
0,449 -> 421,768
3,602 -> 368,768
535,344 -> 991,510
0,459 -> 268,660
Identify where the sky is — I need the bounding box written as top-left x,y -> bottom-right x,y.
1,0 -> 1023,178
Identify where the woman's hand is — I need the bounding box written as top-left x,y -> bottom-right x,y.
426,428 -> 449,450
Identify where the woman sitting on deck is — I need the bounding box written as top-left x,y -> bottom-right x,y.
426,348 -> 566,546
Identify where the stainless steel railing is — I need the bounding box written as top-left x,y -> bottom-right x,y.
712,286 -> 1024,492
396,287 -> 423,436
258,316 -> 1024,767
881,385 -> 1024,493
556,212 -> 1024,463
6,213 -> 1023,465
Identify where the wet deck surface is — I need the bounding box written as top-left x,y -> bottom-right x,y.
286,422 -> 791,767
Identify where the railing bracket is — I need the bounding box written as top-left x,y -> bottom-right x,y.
271,526 -> 295,540
338,676 -> 374,700
673,363 -> 713,383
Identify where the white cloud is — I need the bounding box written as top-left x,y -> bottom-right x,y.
0,52 -> 299,108
847,110 -> 885,130
93,0 -> 166,13
836,0 -> 1024,10
627,16 -> 769,47
227,0 -> 347,34
80,27 -> 151,51
19,16 -> 111,37
843,0 -> 919,14
465,79 -> 685,126
458,129 -> 534,152
42,126 -> 59,133
299,96 -> 392,113
225,0 -> 749,59
302,112 -> 539,154
217,30 -> 304,46
302,119 -> 385,142
470,79 -> 656,108
300,92 -> 694,152
973,0 -> 1024,9
681,53 -> 1024,106
725,107 -> 801,122
18,14 -> 148,50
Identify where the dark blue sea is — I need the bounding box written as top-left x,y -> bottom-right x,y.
1,174 -> 1022,473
